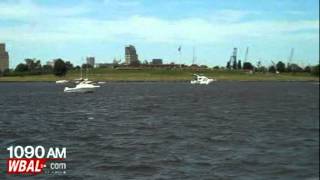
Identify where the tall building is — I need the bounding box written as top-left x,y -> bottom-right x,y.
152,59 -> 163,65
125,45 -> 139,65
86,57 -> 95,67
0,43 -> 9,72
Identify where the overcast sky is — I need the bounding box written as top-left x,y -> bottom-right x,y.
0,0 -> 319,68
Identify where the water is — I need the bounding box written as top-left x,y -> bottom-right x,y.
0,82 -> 319,180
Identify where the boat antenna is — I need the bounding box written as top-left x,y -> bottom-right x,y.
86,66 -> 88,79
80,57 -> 83,79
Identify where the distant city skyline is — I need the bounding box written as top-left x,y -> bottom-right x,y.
0,0 -> 319,68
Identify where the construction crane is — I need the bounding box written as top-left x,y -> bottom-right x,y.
287,48 -> 295,72
288,48 -> 294,65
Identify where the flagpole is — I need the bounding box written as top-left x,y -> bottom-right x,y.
179,50 -> 181,67
178,45 -> 182,68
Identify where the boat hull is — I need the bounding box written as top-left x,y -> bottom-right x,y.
190,79 -> 214,85
64,87 -> 97,93
56,80 -> 69,84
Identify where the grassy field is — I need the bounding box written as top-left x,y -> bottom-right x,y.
0,68 -> 318,82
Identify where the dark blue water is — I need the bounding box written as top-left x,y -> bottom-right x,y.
0,82 -> 319,179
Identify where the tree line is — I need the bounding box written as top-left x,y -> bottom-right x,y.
12,58 -> 72,76
1,58 -> 319,77
224,60 -> 319,76
1,58 -> 97,77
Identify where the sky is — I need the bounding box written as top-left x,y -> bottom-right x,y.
0,0 -> 319,68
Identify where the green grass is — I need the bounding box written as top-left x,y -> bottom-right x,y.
0,68 -> 318,82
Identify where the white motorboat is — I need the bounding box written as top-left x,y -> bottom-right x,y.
56,80 -> 69,84
73,67 -> 93,84
64,81 -> 100,93
82,78 -> 94,84
97,81 -> 106,85
190,74 -> 215,85
73,78 -> 84,84
73,78 -> 94,85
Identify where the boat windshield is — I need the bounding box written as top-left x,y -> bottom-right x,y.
192,75 -> 198,80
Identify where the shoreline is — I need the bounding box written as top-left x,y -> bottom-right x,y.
0,79 -> 318,83
0,69 -> 318,82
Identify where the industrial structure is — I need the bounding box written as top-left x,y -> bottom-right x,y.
125,45 -> 139,65
288,48 -> 294,66
244,47 -> 249,62
0,43 -> 9,72
86,57 -> 95,67
228,48 -> 238,69
151,59 -> 163,65
95,63 -> 114,68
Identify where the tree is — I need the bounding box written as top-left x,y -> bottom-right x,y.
190,64 -> 199,68
276,61 -> 286,72
237,60 -> 242,69
257,66 -> 267,73
243,62 -> 254,70
304,66 -> 312,73
255,61 -> 265,72
25,59 -> 35,70
311,64 -> 319,76
268,66 -> 276,73
74,66 -> 81,70
53,59 -> 67,76
82,63 -> 93,69
65,61 -> 74,71
15,63 -> 29,72
213,66 -> 220,69
42,65 -> 53,73
256,61 -> 262,69
24,58 -> 42,74
181,64 -> 187,68
287,63 -> 303,72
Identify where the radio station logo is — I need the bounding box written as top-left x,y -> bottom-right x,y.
6,146 -> 67,175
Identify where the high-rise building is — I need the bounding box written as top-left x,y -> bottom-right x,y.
86,57 -> 95,67
152,59 -> 163,65
0,43 -> 9,72
125,45 -> 139,65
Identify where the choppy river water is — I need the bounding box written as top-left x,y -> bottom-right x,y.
0,82 -> 318,179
